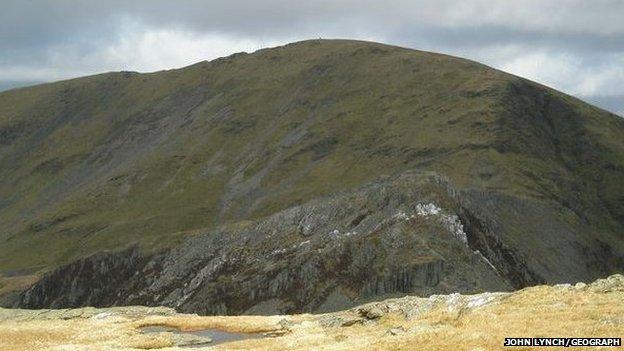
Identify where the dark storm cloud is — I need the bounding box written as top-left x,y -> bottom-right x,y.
0,0 -> 622,115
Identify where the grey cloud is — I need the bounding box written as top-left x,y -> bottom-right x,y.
387,25 -> 624,55
584,95 -> 624,117
4,1 -> 624,50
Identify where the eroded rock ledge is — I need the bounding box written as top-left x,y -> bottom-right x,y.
12,171 -> 623,315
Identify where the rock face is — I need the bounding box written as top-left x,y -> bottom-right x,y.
15,172 -> 623,314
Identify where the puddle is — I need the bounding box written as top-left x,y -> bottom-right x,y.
141,325 -> 266,348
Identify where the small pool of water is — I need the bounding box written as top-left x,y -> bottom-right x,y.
141,325 -> 266,347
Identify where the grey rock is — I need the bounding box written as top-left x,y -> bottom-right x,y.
172,333 -> 212,347
14,171 -> 624,316
587,274 -> 624,293
317,314 -> 363,328
360,307 -> 384,320
574,282 -> 587,289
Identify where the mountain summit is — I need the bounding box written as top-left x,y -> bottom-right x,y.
1,40 -> 623,313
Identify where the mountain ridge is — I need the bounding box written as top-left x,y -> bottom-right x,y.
0,39 -> 623,311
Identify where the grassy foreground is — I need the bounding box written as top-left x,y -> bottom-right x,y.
0,274 -> 622,350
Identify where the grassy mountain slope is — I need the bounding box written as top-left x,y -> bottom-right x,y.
0,39 -> 623,277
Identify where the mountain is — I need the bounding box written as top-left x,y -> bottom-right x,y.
0,40 -> 623,312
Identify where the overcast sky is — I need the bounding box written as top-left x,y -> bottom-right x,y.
1,0 -> 622,116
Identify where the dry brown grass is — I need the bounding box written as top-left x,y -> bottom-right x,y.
0,276 -> 622,351
131,314 -> 291,333
369,286 -> 624,351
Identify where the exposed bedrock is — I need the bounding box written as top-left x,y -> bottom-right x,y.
14,171 -> 624,315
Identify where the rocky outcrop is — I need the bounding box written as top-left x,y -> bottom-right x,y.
15,171 -> 624,315
17,247 -> 149,309
2,274 -> 623,351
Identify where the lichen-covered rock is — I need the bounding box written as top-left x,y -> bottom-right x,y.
586,274 -> 624,293
360,307 -> 384,320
